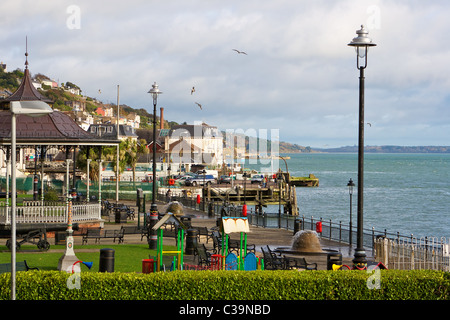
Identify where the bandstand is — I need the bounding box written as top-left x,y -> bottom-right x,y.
0,52 -> 120,251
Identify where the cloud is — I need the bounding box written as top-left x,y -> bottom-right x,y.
1,0 -> 449,148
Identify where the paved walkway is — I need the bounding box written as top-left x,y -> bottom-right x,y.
2,200 -> 372,270
97,200 -> 369,270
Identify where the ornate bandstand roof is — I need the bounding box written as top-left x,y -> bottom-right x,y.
0,50 -> 119,147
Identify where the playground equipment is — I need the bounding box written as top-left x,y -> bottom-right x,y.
71,260 -> 93,273
152,212 -> 188,272
219,217 -> 260,271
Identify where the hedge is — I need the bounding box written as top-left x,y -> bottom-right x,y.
0,270 -> 448,300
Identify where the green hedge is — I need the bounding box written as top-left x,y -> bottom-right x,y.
0,270 -> 448,300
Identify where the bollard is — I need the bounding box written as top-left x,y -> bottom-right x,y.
185,228 -> 199,255
148,205 -> 159,250
99,248 -> 115,272
293,219 -> 302,235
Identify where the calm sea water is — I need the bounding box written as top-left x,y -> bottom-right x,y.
246,153 -> 450,239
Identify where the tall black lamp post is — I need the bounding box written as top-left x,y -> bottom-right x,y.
347,178 -> 355,246
348,25 -> 376,268
148,82 -> 162,249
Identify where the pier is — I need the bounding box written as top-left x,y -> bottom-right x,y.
163,177 -> 298,215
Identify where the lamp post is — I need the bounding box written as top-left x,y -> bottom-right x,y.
347,178 -> 355,246
147,82 -> 162,249
9,101 -> 53,300
348,25 -> 376,269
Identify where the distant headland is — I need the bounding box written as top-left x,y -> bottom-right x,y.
310,145 -> 450,153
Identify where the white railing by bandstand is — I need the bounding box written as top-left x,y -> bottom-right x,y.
0,203 -> 101,225
374,236 -> 450,271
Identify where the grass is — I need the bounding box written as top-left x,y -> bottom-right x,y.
0,244 -> 178,273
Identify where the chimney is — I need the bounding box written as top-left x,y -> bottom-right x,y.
160,107 -> 164,130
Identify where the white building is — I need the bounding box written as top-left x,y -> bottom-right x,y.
166,122 -> 223,168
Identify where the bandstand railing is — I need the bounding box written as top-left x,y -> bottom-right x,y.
0,202 -> 101,225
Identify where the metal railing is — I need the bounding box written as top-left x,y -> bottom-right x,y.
374,236 -> 450,271
0,202 -> 101,225
157,191 -> 449,270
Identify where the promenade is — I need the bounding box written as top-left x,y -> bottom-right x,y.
96,200 -> 363,270
0,199 -> 366,270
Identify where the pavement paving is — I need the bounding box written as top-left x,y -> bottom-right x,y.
3,199 -> 371,270
92,200 -> 367,270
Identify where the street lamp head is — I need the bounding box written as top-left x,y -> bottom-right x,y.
10,101 -> 53,117
347,178 -> 355,195
348,25 -> 376,59
148,82 -> 162,105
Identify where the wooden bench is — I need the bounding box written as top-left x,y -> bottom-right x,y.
82,228 -> 123,244
0,261 -> 39,274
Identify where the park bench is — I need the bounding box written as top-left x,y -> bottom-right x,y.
118,226 -> 142,243
211,230 -> 256,255
191,226 -> 212,243
261,246 -> 288,270
195,243 -> 213,267
0,261 -> 39,274
82,228 -> 123,244
292,257 -> 317,270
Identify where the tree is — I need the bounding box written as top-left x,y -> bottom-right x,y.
121,138 -> 149,183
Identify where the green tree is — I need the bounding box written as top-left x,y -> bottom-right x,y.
121,138 -> 149,183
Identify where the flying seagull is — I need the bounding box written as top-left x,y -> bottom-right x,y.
195,102 -> 202,110
367,122 -> 372,127
232,49 -> 247,55
191,86 -> 195,95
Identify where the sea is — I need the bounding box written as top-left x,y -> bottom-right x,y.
245,152 -> 450,240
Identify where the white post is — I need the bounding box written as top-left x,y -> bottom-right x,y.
10,113 -> 16,300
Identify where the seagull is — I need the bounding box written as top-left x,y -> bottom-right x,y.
232,49 -> 247,55
191,86 -> 195,95
367,122 -> 372,127
195,102 -> 202,110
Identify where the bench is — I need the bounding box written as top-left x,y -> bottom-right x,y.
211,230 -> 256,255
291,257 -> 317,270
118,226 -> 143,243
0,261 -> 39,274
195,243 -> 214,267
261,246 -> 288,270
82,228 -> 123,244
191,226 -> 212,243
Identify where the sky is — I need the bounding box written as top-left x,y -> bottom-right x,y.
1,0 -> 449,148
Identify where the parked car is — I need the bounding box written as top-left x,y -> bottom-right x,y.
218,175 -> 231,184
185,174 -> 216,186
251,174 -> 264,184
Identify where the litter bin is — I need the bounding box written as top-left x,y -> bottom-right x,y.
115,210 -> 127,224
142,259 -> 155,273
99,248 -> 115,272
185,228 -> 199,255
327,252 -> 342,270
55,231 -> 66,245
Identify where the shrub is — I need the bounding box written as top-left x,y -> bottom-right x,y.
0,270 -> 448,300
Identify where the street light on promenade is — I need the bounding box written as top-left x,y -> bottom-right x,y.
10,101 -> 53,300
147,82 -> 162,249
348,25 -> 376,269
347,178 -> 355,246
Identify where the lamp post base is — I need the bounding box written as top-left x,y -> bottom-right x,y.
58,233 -> 80,273
148,203 -> 158,249
352,249 -> 367,269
